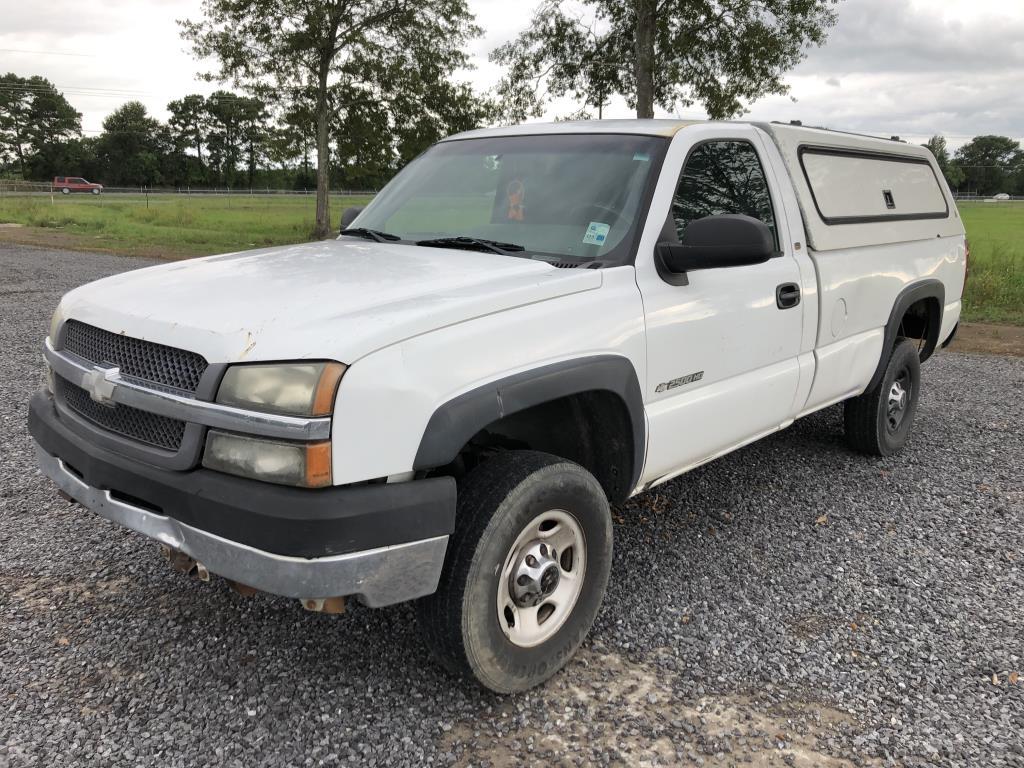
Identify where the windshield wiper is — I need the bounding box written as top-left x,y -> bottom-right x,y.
415,236 -> 526,255
340,227 -> 402,242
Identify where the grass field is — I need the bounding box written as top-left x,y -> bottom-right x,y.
0,193 -> 1021,325
0,193 -> 373,259
957,202 -> 1024,325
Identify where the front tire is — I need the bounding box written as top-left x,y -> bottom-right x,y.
91,188 -> 100,195
844,337 -> 922,456
417,451 -> 612,693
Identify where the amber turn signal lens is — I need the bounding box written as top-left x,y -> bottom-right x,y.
312,362 -> 347,417
304,442 -> 333,488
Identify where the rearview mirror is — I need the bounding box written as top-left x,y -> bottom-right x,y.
340,206 -> 364,230
657,214 -> 775,274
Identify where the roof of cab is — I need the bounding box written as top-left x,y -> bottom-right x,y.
443,119 -> 701,141
446,118 -> 926,155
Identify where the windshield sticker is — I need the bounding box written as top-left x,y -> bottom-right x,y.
582,221 -> 610,246
506,179 -> 525,221
633,152 -> 650,162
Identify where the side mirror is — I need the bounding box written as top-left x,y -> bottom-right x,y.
340,206 -> 364,230
657,214 -> 775,274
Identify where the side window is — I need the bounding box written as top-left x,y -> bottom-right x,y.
671,140 -> 777,245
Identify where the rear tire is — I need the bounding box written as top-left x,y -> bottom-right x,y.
60,187 -> 69,195
416,450 -> 612,693
844,338 -> 921,456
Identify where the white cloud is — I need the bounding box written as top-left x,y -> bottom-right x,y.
1,0 -> 1021,149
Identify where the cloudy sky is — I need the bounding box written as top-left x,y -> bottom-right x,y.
2,0 -> 1021,149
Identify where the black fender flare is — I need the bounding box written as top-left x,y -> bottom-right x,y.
413,355 -> 646,492
866,279 -> 944,392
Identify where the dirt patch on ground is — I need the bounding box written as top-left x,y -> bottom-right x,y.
0,226 -> 189,259
10,575 -> 131,611
442,648 -> 875,767
947,322 -> 1024,357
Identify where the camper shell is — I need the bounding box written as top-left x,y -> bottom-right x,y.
754,123 -> 961,251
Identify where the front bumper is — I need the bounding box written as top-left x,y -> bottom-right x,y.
29,390 -> 455,606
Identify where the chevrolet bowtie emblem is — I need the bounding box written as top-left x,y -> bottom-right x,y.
82,365 -> 120,406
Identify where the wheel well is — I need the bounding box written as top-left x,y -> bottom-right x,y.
442,390 -> 635,505
897,296 -> 941,363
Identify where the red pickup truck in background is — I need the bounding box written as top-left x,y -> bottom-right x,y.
53,176 -> 103,195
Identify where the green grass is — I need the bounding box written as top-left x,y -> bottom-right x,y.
957,202 -> 1024,325
1,192 -> 1021,325
0,193 -> 373,258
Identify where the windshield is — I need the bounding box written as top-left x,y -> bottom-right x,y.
350,134 -> 668,263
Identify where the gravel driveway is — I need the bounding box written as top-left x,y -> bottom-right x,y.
1,243 -> 1021,768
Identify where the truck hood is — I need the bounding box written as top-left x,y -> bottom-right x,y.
57,239 -> 603,363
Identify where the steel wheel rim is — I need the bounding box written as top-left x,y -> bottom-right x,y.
497,509 -> 586,649
887,369 -> 911,433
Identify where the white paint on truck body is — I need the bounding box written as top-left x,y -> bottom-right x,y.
50,118 -> 966,496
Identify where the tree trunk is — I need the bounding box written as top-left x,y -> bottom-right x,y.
313,101 -> 331,239
634,0 -> 656,119
14,125 -> 26,178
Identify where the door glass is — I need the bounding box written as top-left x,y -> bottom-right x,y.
672,141 -> 777,245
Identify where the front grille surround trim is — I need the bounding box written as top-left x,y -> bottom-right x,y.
44,337 -> 331,442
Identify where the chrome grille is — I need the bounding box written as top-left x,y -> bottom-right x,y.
55,375 -> 186,451
63,320 -> 208,393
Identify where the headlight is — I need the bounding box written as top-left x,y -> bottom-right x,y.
216,361 -> 346,416
202,430 -> 332,488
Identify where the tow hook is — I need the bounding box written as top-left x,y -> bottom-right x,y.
301,597 -> 347,614
159,544 -> 210,582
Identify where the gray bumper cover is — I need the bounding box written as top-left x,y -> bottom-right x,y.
35,443 -> 448,607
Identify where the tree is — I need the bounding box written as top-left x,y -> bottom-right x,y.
167,94 -> 210,180
922,135 -> 965,191
332,102 -> 393,189
275,106 -> 317,189
389,73 -> 494,168
492,0 -> 839,121
96,101 -> 166,186
954,136 -> 1023,197
237,97 -> 271,188
0,73 -> 81,177
181,0 -> 485,239
205,90 -> 246,187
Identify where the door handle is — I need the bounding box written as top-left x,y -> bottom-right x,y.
776,283 -> 801,309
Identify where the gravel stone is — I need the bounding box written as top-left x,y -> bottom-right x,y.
0,242 -> 1021,767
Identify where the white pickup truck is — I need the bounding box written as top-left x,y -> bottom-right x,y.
31,119 -> 966,692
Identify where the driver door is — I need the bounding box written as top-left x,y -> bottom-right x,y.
637,125 -> 805,486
